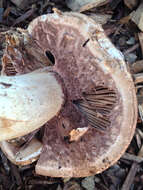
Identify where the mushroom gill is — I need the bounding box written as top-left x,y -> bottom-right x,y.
74,87 -> 117,131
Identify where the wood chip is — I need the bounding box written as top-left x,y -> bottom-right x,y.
3,7 -> 11,19
121,162 -> 139,190
139,104 -> 143,122
88,13 -> 111,25
57,185 -> 63,190
10,0 -> 29,9
0,0 -> 3,8
109,0 -> 122,10
104,25 -> 117,36
121,141 -> 143,190
64,181 -> 82,190
121,152 -> 143,163
123,43 -> 139,55
10,163 -> 22,186
130,60 -> 143,74
138,144 -> 143,157
12,8 -> 36,26
0,8 -> 3,22
69,127 -> 89,142
138,32 -> 143,57
135,132 -> 142,149
28,179 -> 59,185
131,2 -> 143,32
119,15 -> 132,24
66,0 -> 109,12
124,0 -> 138,10
136,128 -> 143,139
133,73 -> 143,84
0,152 -> 10,174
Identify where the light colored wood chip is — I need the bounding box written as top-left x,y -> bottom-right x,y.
69,127 -> 89,142
131,2 -> 143,32
88,13 -> 111,25
133,73 -> 143,84
131,60 -> 143,73
138,144 -> 143,157
138,32 -> 143,57
66,0 -> 109,12
124,0 -> 138,10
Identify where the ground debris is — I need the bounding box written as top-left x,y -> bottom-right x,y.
121,152 -> 143,163
131,2 -> 143,32
133,73 -> 143,84
138,32 -> 143,57
121,162 -> 139,190
124,52 -> 137,63
130,60 -> 143,74
10,163 -> 22,186
66,0 -> 109,12
81,176 -> 95,190
63,180 -> 82,190
12,6 -> 36,26
124,0 -> 139,10
10,0 -> 29,10
87,13 -> 111,25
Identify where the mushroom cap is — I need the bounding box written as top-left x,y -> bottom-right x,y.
27,11 -> 137,177
1,11 -> 137,177
0,138 -> 42,165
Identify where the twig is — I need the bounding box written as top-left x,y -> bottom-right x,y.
124,43 -> 139,55
121,152 -> 143,163
12,8 -> 36,26
28,179 -> 59,185
10,163 -> 22,186
121,162 -> 139,190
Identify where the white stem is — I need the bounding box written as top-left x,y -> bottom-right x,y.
0,68 -> 64,141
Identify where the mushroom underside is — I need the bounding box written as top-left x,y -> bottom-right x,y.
0,12 -> 137,177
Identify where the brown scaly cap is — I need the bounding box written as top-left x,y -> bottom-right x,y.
1,11 -> 137,177
26,11 -> 137,177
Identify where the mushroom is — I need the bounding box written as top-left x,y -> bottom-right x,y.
0,11 -> 137,177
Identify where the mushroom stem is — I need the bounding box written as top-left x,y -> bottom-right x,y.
0,68 -> 64,141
